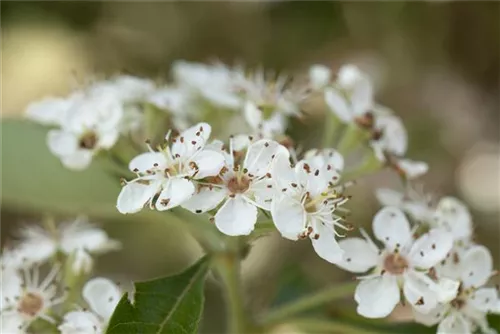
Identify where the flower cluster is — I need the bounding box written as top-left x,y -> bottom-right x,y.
1,218 -> 121,334
23,61 -> 498,333
333,186 -> 500,333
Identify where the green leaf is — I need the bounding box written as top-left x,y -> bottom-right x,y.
1,119 -> 122,217
106,256 -> 210,334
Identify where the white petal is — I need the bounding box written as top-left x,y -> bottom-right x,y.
437,314 -> 471,334
271,195 -> 306,240
372,207 -> 412,250
172,122 -> 212,158
60,150 -> 94,171
403,271 -> 441,314
469,288 -> 499,313
129,152 -> 168,173
191,150 -> 225,179
460,245 -> 493,288
231,134 -> 251,152
408,228 -> 453,269
296,158 -> 339,197
434,197 -> 473,241
181,187 -> 226,213
249,178 -> 275,211
116,179 -> 161,214
324,88 -> 352,122
1,314 -> 25,334
13,236 -> 58,266
336,237 -> 379,273
83,277 -> 121,321
0,269 -> 23,309
25,97 -> 70,125
309,65 -> 331,90
47,130 -> 79,156
270,151 -> 299,191
373,114 -> 408,156
69,249 -> 94,275
354,276 -> 400,318
397,159 -> 429,179
244,139 -> 288,178
214,196 -> 257,236
350,77 -> 373,116
434,277 -> 460,303
303,148 -> 345,172
243,101 -> 263,130
60,218 -> 119,254
413,305 -> 446,327
375,188 -> 404,207
311,220 -> 344,264
156,178 -> 195,211
338,65 -> 364,88
58,310 -> 102,334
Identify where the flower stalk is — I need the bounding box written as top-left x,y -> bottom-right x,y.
213,243 -> 251,334
260,281 -> 358,326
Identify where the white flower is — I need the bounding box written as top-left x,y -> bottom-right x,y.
238,69 -> 304,117
393,158 -> 429,180
433,197 -> 473,243
1,265 -> 65,328
370,107 -> 408,160
25,93 -> 82,126
58,277 -> 121,334
375,187 -> 434,223
182,139 -> 288,236
172,61 -> 242,109
335,207 -> 458,318
414,245 -> 499,334
324,65 -> 373,124
309,64 -> 331,90
269,151 -> 349,263
147,87 -> 193,130
89,75 -> 155,103
116,123 -> 225,214
47,92 -> 124,170
231,102 -> 288,150
6,217 -> 120,271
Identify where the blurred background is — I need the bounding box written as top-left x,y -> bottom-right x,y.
2,2 -> 499,332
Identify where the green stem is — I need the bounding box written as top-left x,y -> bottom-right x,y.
290,318 -> 382,334
261,281 -> 358,325
342,152 -> 384,182
337,124 -> 364,155
322,113 -> 342,148
213,249 -> 250,334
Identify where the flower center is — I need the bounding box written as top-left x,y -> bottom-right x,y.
383,253 -> 408,275
227,176 -> 251,194
450,297 -> 466,310
18,292 -> 44,317
79,132 -> 98,149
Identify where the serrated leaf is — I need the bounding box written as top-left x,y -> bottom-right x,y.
106,256 -> 210,334
1,119 -> 122,217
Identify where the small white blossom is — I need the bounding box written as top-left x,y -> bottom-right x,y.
6,217 -> 119,271
183,139 -> 288,236
433,197 -> 473,244
324,65 -> 373,124
375,187 -> 434,223
58,277 -> 121,334
269,150 -> 349,263
172,61 -> 242,109
46,92 -> 124,170
335,207 -> 458,318
414,245 -> 499,334
309,64 -> 332,90
1,265 -> 66,329
117,123 -> 225,214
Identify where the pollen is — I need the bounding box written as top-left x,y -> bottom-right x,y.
18,292 -> 44,317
